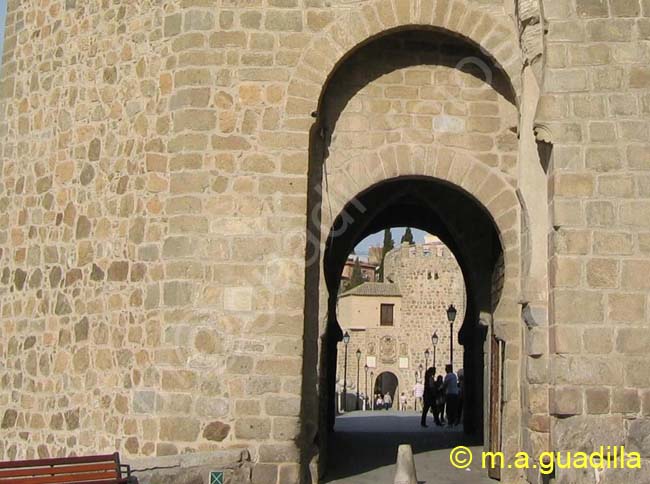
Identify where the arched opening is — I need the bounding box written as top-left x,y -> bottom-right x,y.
374,371 -> 399,406
300,26 -> 520,483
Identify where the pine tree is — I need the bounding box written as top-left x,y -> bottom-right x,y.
401,227 -> 414,245
378,228 -> 394,282
348,257 -> 364,289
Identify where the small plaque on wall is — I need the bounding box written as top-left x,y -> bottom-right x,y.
210,471 -> 224,484
399,357 -> 409,369
366,356 -> 376,368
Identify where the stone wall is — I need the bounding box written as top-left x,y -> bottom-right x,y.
0,0 -> 310,478
539,0 -> 650,481
1,0 -> 648,482
384,241 -> 466,372
322,30 -> 519,191
0,0 -> 527,481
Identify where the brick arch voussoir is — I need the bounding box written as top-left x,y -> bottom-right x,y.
331,149 -> 520,252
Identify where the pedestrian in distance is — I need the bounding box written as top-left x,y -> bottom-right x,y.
413,380 -> 424,411
384,392 -> 392,410
420,367 -> 436,427
433,375 -> 445,426
443,364 -> 460,426
455,370 -> 464,426
400,392 -> 408,411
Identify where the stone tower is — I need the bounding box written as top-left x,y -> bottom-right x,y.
1,0 -> 649,483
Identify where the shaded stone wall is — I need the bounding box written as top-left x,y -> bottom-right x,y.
323,31 -> 519,188
540,0 -> 650,481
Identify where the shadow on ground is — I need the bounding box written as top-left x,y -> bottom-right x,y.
323,411 -> 483,483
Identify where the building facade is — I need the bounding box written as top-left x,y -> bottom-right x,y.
1,1 -> 650,483
335,238 -> 466,411
339,257 -> 378,288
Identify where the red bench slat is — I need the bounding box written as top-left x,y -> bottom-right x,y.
0,453 -> 129,484
0,455 -> 118,470
0,463 -> 116,478
7,471 -> 120,484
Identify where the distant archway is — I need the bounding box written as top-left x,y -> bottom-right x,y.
374,372 -> 399,404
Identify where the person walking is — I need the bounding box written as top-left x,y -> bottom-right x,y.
400,392 -> 407,411
413,380 -> 424,411
420,367 -> 436,427
433,375 -> 445,426
375,393 -> 384,410
455,370 -> 464,426
443,364 -> 460,426
384,392 -> 392,410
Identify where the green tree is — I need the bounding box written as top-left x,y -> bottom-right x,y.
378,228 -> 394,282
348,257 -> 364,289
401,227 -> 414,245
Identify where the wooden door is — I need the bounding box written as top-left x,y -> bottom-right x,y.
488,335 -> 503,480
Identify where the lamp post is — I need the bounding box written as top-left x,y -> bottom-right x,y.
447,304 -> 457,370
356,349 -> 361,411
343,331 -> 350,412
370,371 -> 374,409
364,364 -> 369,411
424,348 -> 430,370
432,331 -> 439,371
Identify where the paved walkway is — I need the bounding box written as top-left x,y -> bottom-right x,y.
323,411 -> 494,484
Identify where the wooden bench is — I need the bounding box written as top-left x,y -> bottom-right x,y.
0,452 -> 135,483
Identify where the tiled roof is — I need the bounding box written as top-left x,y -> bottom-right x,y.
340,282 -> 402,298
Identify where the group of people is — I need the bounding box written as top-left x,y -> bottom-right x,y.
418,364 -> 462,427
361,365 -> 463,421
373,392 -> 393,410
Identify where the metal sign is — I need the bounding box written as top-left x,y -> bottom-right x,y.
210,471 -> 224,484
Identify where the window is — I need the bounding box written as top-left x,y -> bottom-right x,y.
380,304 -> 394,326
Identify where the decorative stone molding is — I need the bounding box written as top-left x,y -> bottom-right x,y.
514,0 -> 545,84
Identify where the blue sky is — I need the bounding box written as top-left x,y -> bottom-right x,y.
0,0 -> 6,61
354,227 -> 428,256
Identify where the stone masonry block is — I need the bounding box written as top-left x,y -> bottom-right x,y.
550,386 -> 582,416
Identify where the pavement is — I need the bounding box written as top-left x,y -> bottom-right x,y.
323,411 -> 495,484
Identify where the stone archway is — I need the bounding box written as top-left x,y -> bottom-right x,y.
374,372 -> 399,406
283,0 -> 524,127
296,6 -> 527,482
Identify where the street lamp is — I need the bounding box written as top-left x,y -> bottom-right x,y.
364,364 -> 369,411
370,371 -> 374,409
343,331 -> 350,412
432,331 -> 439,370
424,348 -> 430,370
356,348 -> 361,411
447,304 -> 457,370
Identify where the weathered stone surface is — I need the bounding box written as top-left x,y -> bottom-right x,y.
235,418 -> 271,440
159,417 -> 201,441
1,410 -> 17,429
203,421 -> 230,442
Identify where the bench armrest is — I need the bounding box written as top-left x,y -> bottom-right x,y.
120,463 -> 131,477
